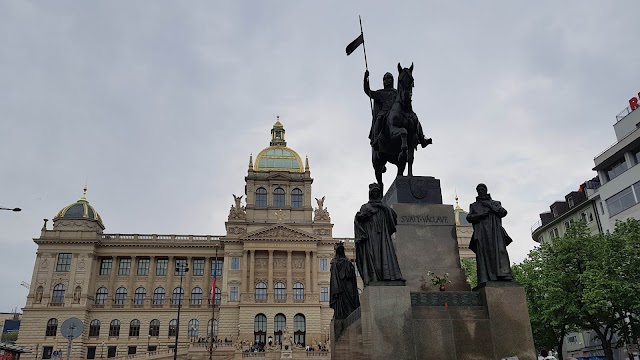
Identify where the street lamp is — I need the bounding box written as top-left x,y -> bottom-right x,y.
209,244 -> 220,360
147,335 -> 150,352
0,207 -> 21,212
174,262 -> 189,360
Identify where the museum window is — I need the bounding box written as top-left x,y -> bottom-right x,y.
45,318 -> 58,336
149,319 -> 160,337
56,253 -> 72,272
606,186 -> 637,216
118,258 -> 131,276
156,258 -> 168,276
231,257 -> 240,270
86,347 -> 96,359
319,258 -> 328,271
107,346 -> 116,358
95,287 -> 108,305
294,314 -> 306,346
89,319 -> 101,337
192,259 -> 205,276
134,287 -> 146,306
291,188 -> 303,208
129,319 -> 140,337
255,187 -> 267,207
127,346 -> 136,355
207,319 -> 218,338
115,287 -> 127,305
174,259 -> 188,275
168,319 -> 177,337
293,282 -> 304,301
274,314 -> 286,344
605,157 -> 628,182
274,187 -> 285,207
153,287 -> 165,305
191,287 -> 203,305
320,287 -> 329,302
172,287 -> 184,305
229,286 -> 239,302
137,258 -> 149,276
274,282 -> 286,301
109,319 -> 121,337
211,259 -> 224,275
51,283 -> 65,304
100,258 -> 113,275
188,319 -> 199,338
209,287 -> 221,305
255,282 -> 267,301
254,314 -> 267,344
42,346 -> 53,360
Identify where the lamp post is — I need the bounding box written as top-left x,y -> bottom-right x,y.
0,207 -> 21,212
100,341 -> 105,359
147,335 -> 150,352
174,262 -> 188,360
209,244 -> 219,360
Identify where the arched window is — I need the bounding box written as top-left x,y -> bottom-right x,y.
45,318 -> 58,336
291,188 -> 303,208
109,319 -> 121,337
293,282 -> 304,301
207,319 -> 219,338
168,319 -> 177,337
134,287 -> 146,305
115,287 -> 127,305
153,287 -> 165,305
254,314 -> 266,344
95,287 -> 108,305
255,187 -> 267,207
89,319 -> 101,337
255,282 -> 267,301
274,314 -> 286,344
294,314 -> 306,346
274,282 -> 286,301
191,287 -> 202,305
51,283 -> 65,304
129,319 -> 140,337
274,187 -> 285,207
149,319 -> 160,337
172,287 -> 184,305
188,319 -> 199,338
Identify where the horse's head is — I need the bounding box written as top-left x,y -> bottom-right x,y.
397,62 -> 414,106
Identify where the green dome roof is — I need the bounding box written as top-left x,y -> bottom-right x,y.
54,197 -> 104,227
254,119 -> 304,173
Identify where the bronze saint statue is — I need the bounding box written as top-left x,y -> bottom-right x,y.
329,242 -> 360,320
466,183 -> 514,286
354,183 -> 404,285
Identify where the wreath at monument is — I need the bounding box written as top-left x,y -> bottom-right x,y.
420,272 -> 451,291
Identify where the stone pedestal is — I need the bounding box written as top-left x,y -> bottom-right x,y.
360,284 -> 414,360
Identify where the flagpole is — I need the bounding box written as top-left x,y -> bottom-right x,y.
359,16 -> 374,118
209,245 -> 219,360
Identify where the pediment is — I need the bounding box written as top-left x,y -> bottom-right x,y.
267,172 -> 291,180
242,224 -> 319,242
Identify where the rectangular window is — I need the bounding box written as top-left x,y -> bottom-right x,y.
100,258 -> 113,275
175,259 -> 188,275
633,146 -> 640,165
605,157 -> 628,181
127,346 -> 136,355
563,219 -> 573,230
192,259 -> 205,276
42,346 -> 53,360
107,346 -> 117,358
211,259 -> 223,275
87,347 -> 96,359
156,259 -> 168,276
567,197 -> 575,208
147,346 -> 157,352
56,253 -> 72,272
118,258 -> 132,276
320,287 -> 329,302
319,258 -> 328,271
229,286 -> 239,301
606,186 -> 636,216
137,258 -> 150,276
231,257 -> 240,270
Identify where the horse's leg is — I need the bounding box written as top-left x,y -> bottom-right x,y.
372,150 -> 385,191
407,148 -> 414,176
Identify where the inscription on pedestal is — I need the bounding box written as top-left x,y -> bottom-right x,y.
399,214 -> 450,225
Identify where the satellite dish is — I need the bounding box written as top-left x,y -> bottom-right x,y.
61,317 -> 84,338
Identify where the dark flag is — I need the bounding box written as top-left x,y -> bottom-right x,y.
345,33 -> 364,55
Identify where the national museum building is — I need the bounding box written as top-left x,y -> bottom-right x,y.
17,120 -> 473,359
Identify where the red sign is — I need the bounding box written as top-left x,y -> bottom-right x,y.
629,92 -> 640,110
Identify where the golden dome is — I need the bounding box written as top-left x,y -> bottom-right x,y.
254,119 -> 304,172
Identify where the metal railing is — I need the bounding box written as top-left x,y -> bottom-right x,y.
616,106 -> 633,122
530,219 -> 543,234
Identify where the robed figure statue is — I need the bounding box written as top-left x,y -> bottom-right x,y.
466,183 -> 514,286
329,242 -> 360,320
354,183 -> 404,286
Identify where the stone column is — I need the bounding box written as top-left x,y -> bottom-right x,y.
305,251 -> 311,297
287,250 -> 292,302
267,250 -> 274,298
242,250 -> 249,293
312,251 -> 318,294
249,250 -> 255,295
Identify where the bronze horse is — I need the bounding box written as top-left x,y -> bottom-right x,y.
372,63 -> 431,192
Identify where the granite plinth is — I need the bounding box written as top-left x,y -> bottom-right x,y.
383,176 -> 443,205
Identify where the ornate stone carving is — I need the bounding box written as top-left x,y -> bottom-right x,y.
228,194 -> 246,220
314,196 -> 331,222
77,260 -> 86,271
73,287 -> 81,303
292,259 -> 304,269
255,259 -> 268,269
274,209 -> 286,222
245,225 -> 316,241
40,259 -> 49,270
35,287 -> 43,304
228,227 -> 246,235
273,259 -> 287,269
314,228 -> 330,236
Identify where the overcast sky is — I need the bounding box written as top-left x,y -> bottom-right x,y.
1,1 -> 638,312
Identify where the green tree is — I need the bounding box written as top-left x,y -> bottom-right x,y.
460,257 -> 477,289
1,331 -> 18,343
